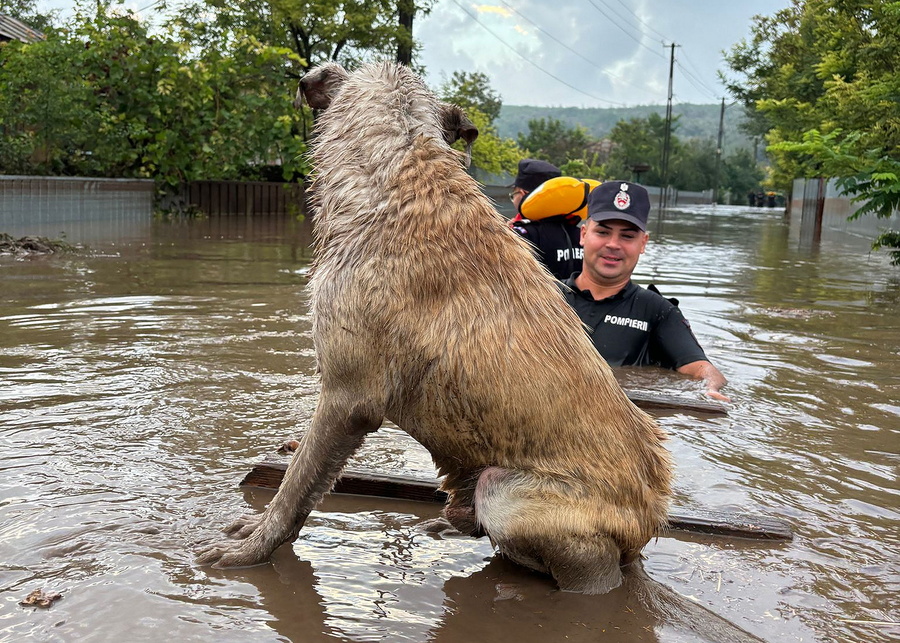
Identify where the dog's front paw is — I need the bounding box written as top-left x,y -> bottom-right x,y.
196,539 -> 272,568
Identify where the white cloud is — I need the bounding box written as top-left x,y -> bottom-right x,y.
417,0 -> 790,107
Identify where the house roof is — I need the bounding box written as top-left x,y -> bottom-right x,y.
0,14 -> 45,43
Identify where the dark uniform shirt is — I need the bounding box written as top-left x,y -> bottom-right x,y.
560,274 -> 708,369
512,215 -> 583,280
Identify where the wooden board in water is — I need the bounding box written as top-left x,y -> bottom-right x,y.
240,459 -> 792,541
623,389 -> 728,415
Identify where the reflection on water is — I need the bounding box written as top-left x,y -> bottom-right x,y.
1,207 -> 898,643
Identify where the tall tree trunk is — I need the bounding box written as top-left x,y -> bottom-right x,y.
396,0 -> 414,66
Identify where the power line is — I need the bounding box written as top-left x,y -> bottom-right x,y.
609,0 -> 670,43
586,0 -> 724,103
584,0 -> 666,60
674,61 -> 719,101
677,50 -> 720,98
497,0 -> 660,100
448,0 -> 629,106
136,0 -> 165,14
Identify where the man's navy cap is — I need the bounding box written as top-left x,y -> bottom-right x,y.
587,181 -> 650,231
511,159 -> 561,192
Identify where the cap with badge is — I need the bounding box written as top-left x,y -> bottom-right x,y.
511,159 -> 561,192
587,181 -> 650,231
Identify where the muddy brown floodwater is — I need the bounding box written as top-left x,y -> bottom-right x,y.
1,206 -> 898,643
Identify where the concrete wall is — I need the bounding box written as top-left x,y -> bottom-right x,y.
790,178 -> 900,249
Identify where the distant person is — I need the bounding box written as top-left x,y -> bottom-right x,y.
748,191 -> 757,207
508,159 -> 584,279
508,158 -> 560,224
560,180 -> 730,401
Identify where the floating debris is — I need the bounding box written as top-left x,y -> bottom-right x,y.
758,307 -> 835,320
19,588 -> 63,608
0,233 -> 76,256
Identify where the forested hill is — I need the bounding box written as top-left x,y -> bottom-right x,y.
496,103 -> 754,153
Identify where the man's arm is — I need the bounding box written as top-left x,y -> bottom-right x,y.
677,360 -> 730,402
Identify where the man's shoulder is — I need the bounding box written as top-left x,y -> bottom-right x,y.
557,276 -> 575,299
511,220 -> 533,236
631,282 -> 676,309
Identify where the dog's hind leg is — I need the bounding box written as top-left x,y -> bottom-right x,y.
473,466 -> 624,594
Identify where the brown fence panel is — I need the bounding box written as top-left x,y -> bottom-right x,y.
174,180 -> 305,216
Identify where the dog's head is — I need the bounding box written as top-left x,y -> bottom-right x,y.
295,63 -> 479,158
294,62 -> 349,111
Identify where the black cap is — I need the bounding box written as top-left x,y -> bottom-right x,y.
587,181 -> 650,231
511,159 -> 561,192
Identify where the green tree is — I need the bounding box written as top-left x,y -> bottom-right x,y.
436,70 -> 520,175
184,0 -> 435,75
605,113 -> 676,186
671,138 -> 718,192
452,106 -> 521,177
723,0 -> 900,262
517,117 -> 594,167
0,0 -> 56,32
0,2 -> 307,185
438,70 -> 502,124
721,148 -> 766,204
176,0 -> 436,146
558,158 -> 604,181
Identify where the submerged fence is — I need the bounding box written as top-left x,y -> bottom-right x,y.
0,175 -> 155,243
789,177 -> 900,249
166,180 -> 306,217
1,176 -> 308,243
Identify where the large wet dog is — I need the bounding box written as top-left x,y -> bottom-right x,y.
197,61 -> 671,594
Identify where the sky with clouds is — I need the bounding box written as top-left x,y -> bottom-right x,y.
415,0 -> 790,107
34,0 -> 789,108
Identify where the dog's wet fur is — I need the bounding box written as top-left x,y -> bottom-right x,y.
198,61 -> 672,595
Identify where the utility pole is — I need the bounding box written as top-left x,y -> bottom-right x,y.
712,97 -> 726,204
659,43 -> 676,211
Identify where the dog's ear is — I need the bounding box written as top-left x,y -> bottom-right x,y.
439,104 -> 479,147
439,104 -> 479,166
295,63 -> 349,110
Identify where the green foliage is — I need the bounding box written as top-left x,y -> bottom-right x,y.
872,231 -> 900,266
771,129 -> 900,219
452,106 -> 521,176
0,0 -> 56,32
438,71 -> 502,124
0,1 -> 308,186
517,117 -> 594,168
671,138 -> 718,192
723,0 -> 900,261
721,148 -> 766,204
558,159 -> 604,181
187,0 -> 436,74
436,71 -> 520,175
604,113 -> 673,186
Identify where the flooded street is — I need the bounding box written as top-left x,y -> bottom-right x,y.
1,205 -> 897,642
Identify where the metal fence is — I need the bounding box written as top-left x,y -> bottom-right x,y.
167,180 -> 306,217
0,175 -> 155,243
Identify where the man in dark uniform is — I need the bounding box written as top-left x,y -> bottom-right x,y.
560,180 -> 730,401
508,159 -> 583,279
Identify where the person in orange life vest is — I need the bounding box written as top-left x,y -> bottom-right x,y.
508,159 -> 583,279
560,181 -> 730,401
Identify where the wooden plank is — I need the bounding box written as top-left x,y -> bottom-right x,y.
240,460 -> 792,541
623,389 -> 728,415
